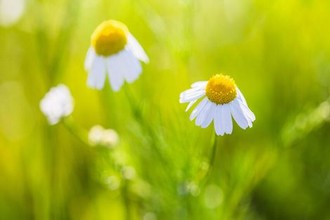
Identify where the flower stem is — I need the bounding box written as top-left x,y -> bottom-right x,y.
199,133 -> 219,186
122,181 -> 132,220
62,117 -> 89,145
209,133 -> 219,174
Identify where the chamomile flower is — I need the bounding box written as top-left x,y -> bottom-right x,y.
85,20 -> 149,91
40,84 -> 74,125
180,74 -> 255,135
88,125 -> 119,148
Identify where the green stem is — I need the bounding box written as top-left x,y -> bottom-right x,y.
199,133 -> 219,186
208,133 -> 219,175
99,85 -> 117,127
122,181 -> 132,220
34,3 -> 50,85
43,124 -> 57,219
62,117 -> 89,145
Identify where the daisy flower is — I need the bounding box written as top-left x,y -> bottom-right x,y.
180,74 -> 255,135
88,125 -> 119,148
40,84 -> 74,125
84,20 -> 149,91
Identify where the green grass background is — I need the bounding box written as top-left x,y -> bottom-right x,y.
1,0 -> 330,219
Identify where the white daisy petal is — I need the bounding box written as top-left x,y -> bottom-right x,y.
106,49 -> 142,91
236,88 -> 255,122
84,47 -> 96,71
237,87 -> 248,106
180,86 -> 204,97
127,33 -> 149,63
180,89 -> 205,103
230,99 -> 249,129
191,81 -> 207,89
106,55 -> 125,92
87,56 -> 106,90
238,100 -> 256,126
180,87 -> 205,99
201,102 -> 216,128
222,104 -> 233,134
186,100 -> 197,112
121,49 -> 142,83
190,97 -> 208,121
108,50 -> 142,86
196,100 -> 212,127
214,105 -> 224,136
241,101 -> 256,122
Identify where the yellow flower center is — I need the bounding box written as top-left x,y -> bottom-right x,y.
205,74 -> 237,104
91,20 -> 128,56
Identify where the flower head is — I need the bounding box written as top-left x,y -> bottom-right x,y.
180,74 -> 255,135
40,84 -> 74,125
88,125 -> 119,148
0,0 -> 25,27
85,20 -> 149,91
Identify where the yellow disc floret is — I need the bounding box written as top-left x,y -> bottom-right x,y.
91,20 -> 128,56
206,74 -> 237,104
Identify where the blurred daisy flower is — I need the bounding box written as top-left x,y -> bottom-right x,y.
88,125 -> 119,148
40,84 -> 74,125
85,20 -> 149,91
0,0 -> 26,27
180,74 -> 255,135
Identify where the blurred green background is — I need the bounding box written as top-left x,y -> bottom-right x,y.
1,0 -> 330,219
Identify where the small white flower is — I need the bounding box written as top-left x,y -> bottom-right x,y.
88,125 -> 119,148
40,84 -> 74,125
180,74 -> 255,135
85,20 -> 149,91
0,0 -> 25,27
